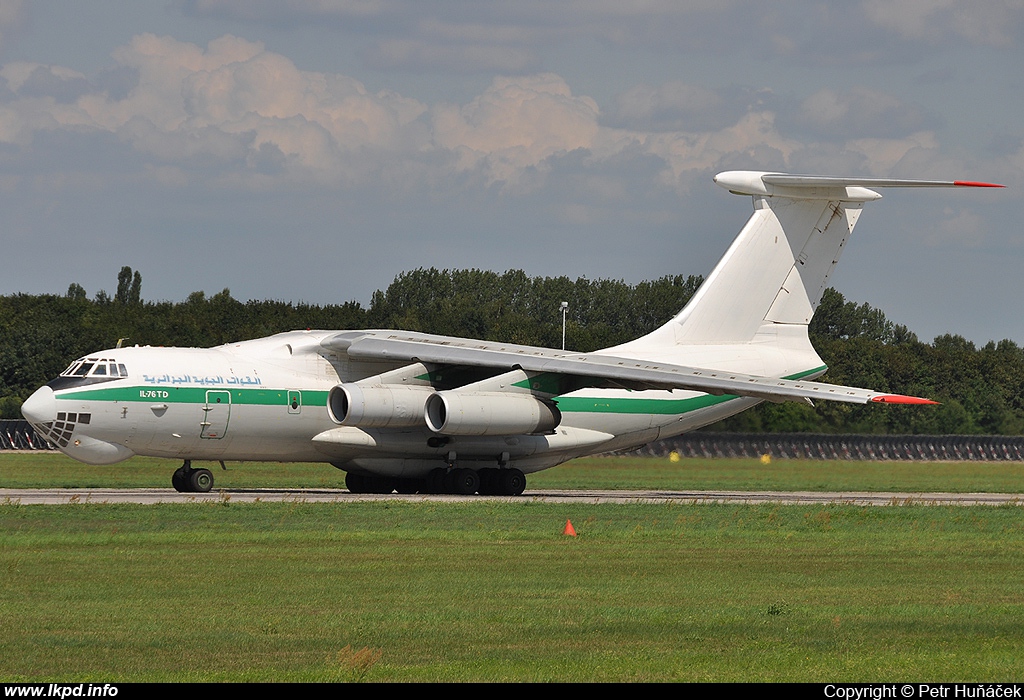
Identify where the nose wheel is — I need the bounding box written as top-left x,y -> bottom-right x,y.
172,461 -> 214,493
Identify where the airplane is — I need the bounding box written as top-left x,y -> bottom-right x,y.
20,171 -> 1003,495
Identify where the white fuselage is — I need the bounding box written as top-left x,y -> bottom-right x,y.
23,328 -> 823,477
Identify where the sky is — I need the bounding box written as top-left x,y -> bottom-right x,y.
0,1 -> 1022,345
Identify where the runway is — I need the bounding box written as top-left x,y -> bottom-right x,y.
2,487 -> 1023,506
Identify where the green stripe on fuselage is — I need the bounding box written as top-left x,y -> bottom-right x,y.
556,392 -> 737,414
54,365 -> 826,417
57,386 -> 330,407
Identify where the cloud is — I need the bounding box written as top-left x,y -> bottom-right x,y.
638,111 -> 798,182
13,65 -> 92,104
605,82 -> 776,133
177,1 -> 1024,70
181,0 -> 399,23
931,207 -> 988,247
364,39 -> 539,74
793,87 -> 932,140
863,0 -> 1024,47
0,0 -> 24,50
431,74 -> 600,184
41,34 -> 431,183
0,32 -> 990,198
181,2 -> 748,66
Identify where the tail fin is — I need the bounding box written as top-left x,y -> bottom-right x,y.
624,171 -> 1002,348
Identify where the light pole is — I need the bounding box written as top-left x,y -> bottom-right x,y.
560,301 -> 568,350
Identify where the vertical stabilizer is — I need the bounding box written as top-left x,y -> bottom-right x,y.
614,171 -> 1002,351
668,194 -> 863,343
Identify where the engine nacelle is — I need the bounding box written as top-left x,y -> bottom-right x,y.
424,391 -> 561,436
327,384 -> 434,428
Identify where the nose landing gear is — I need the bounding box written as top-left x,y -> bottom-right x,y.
171,460 -> 214,493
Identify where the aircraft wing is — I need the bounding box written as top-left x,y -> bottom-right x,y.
321,330 -> 935,406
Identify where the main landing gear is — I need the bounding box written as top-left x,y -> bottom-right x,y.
171,460 -> 214,493
345,466 -> 526,496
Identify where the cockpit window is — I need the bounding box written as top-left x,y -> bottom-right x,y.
60,358 -> 128,378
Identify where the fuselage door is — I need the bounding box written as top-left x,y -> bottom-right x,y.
287,390 -> 302,415
200,390 -> 231,439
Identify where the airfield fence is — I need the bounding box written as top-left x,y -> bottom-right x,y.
630,432 -> 1024,461
0,420 -> 53,451
3,419 -> 1024,461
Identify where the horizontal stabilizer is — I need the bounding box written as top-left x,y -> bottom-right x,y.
714,171 -> 1004,200
761,174 -> 1005,189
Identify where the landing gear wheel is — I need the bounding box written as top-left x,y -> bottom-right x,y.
477,468 -> 499,495
450,468 -> 480,495
395,478 -> 422,494
367,476 -> 396,494
189,468 -> 214,493
345,473 -> 395,494
345,472 -> 368,493
499,468 -> 526,496
171,466 -> 190,492
425,468 -> 447,494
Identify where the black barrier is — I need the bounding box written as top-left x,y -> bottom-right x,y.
627,432 -> 1024,461
2,419 -> 1023,461
0,419 -> 53,451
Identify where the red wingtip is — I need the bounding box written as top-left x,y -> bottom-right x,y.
871,395 -> 940,405
954,181 -> 1005,188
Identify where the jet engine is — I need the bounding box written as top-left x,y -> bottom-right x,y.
424,391 -> 561,436
327,383 -> 434,428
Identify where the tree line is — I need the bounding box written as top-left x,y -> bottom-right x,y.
2,266 -> 1021,435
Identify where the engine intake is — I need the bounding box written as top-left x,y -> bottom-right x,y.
424,391 -> 561,436
327,384 -> 433,428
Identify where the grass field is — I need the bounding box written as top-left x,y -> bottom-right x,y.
3,453 -> 1024,682
4,450 -> 1024,493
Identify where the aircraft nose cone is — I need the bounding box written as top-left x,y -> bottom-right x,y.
21,385 -> 56,424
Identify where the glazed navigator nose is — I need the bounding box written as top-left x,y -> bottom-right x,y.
21,385 -> 56,424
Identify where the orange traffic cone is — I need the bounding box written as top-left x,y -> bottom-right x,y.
563,519 -> 577,537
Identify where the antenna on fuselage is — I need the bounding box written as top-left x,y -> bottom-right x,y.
116,337 -> 129,349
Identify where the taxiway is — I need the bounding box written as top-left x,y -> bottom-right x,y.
2,488 -> 1022,506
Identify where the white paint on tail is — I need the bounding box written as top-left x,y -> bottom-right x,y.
612,171 -> 1002,359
